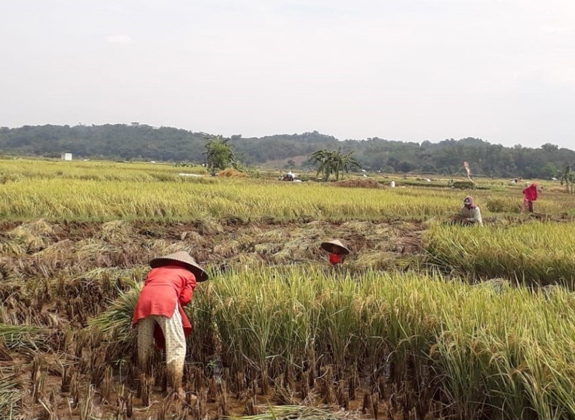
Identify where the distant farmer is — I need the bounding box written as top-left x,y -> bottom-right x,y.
279,171 -> 295,181
132,251 -> 208,399
522,183 -> 538,213
320,240 -> 350,265
454,196 -> 483,226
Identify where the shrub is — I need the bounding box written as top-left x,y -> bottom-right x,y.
451,181 -> 476,189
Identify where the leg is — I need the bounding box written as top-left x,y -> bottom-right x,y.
137,317 -> 155,374
156,305 -> 186,398
528,200 -> 534,213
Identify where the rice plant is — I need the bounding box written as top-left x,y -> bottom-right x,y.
0,323 -> 47,350
2,158 -> 574,222
0,371 -> 21,419
424,222 -> 575,287
91,266 -> 575,419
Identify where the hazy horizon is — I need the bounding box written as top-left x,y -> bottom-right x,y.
2,0 -> 574,149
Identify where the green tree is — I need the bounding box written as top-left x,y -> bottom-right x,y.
204,136 -> 236,176
541,162 -> 558,179
541,143 -> 559,152
4,125 -> 575,179
310,148 -> 361,181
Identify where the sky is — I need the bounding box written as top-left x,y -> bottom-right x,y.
1,0 -> 575,148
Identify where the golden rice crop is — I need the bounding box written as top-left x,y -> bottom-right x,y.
0,177 -> 458,221
424,222 -> 575,287
92,266 -> 575,420
0,158 -> 207,181
2,158 -> 574,222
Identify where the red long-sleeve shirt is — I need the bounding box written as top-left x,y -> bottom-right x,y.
132,265 -> 196,346
523,184 -> 538,201
329,253 -> 343,265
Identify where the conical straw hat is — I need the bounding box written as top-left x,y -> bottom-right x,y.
149,251 -> 209,282
320,240 -> 350,255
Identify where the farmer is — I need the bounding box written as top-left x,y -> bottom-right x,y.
456,196 -> 483,226
132,251 -> 208,399
522,183 -> 538,213
320,239 -> 350,265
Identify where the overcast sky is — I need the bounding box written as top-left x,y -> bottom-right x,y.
1,0 -> 574,148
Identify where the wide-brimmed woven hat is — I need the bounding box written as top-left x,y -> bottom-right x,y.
149,251 -> 209,282
320,240 -> 350,255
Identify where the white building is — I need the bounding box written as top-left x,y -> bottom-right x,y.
61,153 -> 72,161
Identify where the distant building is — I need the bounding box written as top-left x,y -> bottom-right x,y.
61,153 -> 72,161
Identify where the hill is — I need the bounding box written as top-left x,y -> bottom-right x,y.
0,124 -> 573,179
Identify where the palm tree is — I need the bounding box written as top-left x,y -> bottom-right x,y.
310,149 -> 333,181
339,151 -> 362,179
310,149 -> 362,181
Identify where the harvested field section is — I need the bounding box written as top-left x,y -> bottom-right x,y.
0,219 -> 423,419
0,219 -> 423,280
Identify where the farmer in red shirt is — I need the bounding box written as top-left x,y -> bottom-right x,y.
132,251 -> 208,399
320,240 -> 350,266
522,183 -> 538,213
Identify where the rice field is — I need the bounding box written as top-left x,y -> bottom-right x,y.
1,158 -> 574,222
2,158 -> 575,419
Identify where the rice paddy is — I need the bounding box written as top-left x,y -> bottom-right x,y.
1,158 -> 575,419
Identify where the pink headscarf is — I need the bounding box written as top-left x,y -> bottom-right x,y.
463,196 -> 476,208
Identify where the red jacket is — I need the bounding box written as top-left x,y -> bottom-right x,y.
523,184 -> 538,201
132,265 -> 196,348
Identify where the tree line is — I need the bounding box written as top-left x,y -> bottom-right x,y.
1,124 -> 574,179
